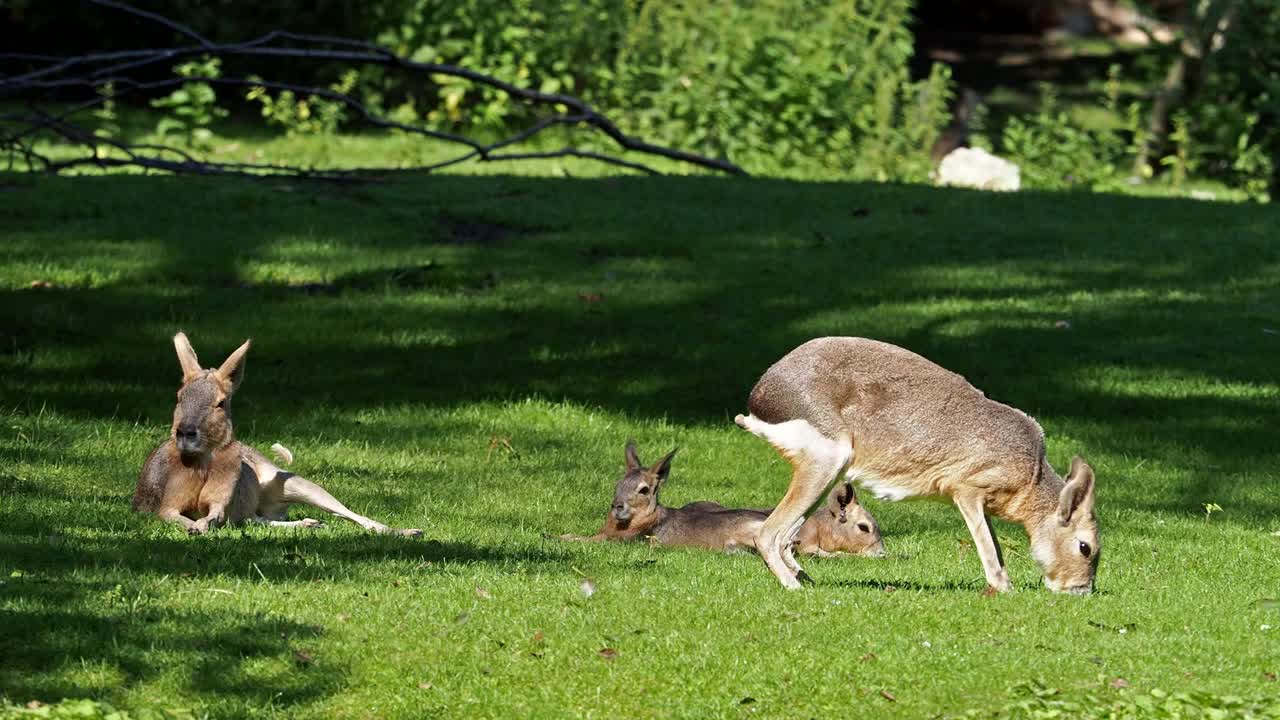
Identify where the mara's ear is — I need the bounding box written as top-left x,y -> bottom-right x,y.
215,339 -> 251,394
173,332 -> 201,381
650,447 -> 678,483
829,481 -> 856,521
624,440 -> 643,472
1057,455 -> 1096,525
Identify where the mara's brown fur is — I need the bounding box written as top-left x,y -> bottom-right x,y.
559,442 -> 763,553
737,337 -> 1099,593
134,332 -> 421,537
682,480 -> 885,558
561,443 -> 885,557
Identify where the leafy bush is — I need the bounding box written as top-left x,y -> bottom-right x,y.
149,57 -> 227,148
606,0 -> 950,179
357,0 -> 951,179
11,0 -> 949,179
1186,0 -> 1279,201
992,80 -> 1140,192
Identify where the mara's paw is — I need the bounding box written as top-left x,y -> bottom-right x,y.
734,413 -> 748,429
300,518 -> 324,529
396,528 -> 424,538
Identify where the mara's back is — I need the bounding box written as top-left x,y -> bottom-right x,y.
747,337 -> 1044,496
654,507 -> 767,551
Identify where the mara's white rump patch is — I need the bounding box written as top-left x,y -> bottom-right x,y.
734,414 -> 852,470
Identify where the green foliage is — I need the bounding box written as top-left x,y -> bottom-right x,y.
1186,0 -> 1279,202
251,0 -> 948,179
607,0 -> 949,179
367,0 -> 628,130
963,681 -> 1280,719
149,57 -> 227,148
996,83 -> 1137,192
90,82 -> 120,148
0,699 -> 189,719
246,70 -> 359,136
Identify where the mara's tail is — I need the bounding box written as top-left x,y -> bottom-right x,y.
270,442 -> 295,466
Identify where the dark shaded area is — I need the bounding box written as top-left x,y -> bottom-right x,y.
1,173 -> 1276,527
0,597 -> 334,710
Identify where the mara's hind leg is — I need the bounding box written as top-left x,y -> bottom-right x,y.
278,472 -> 423,537
250,516 -> 325,529
736,414 -> 850,590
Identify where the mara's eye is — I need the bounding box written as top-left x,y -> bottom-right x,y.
1078,541 -> 1092,558
215,399 -> 226,409
857,523 -> 872,533
637,486 -> 650,495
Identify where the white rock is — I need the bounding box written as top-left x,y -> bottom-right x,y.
936,147 -> 1021,192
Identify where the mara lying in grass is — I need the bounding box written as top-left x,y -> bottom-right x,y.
561,441 -> 885,557
737,336 -> 1099,593
133,332 -> 422,537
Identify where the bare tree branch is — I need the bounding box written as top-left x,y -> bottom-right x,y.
0,0 -> 746,181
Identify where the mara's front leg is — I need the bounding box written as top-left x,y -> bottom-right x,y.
953,494 -> 1012,593
157,507 -> 198,532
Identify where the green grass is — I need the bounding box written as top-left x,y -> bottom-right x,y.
1,160 -> 1279,719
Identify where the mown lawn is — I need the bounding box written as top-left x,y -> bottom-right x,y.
1,163 -> 1278,718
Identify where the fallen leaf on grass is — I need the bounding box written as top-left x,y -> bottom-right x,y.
579,579 -> 597,598
739,697 -> 756,705
475,586 -> 492,600
293,650 -> 314,667
1256,598 -> 1280,610
1054,319 -> 1072,329
981,585 -> 999,598
29,280 -> 56,290
1110,678 -> 1130,689
1264,672 -> 1276,682
417,682 -> 433,690
879,690 -> 896,702
577,292 -> 604,303
531,630 -> 545,644
598,647 -> 618,660
336,613 -> 350,623
883,585 -> 897,593
25,701 -> 43,710
454,611 -> 470,625
859,652 -> 878,663
852,207 -> 871,218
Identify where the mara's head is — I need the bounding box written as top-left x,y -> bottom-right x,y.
822,482 -> 886,557
169,332 -> 250,462
611,441 -> 676,527
1030,456 -> 1100,594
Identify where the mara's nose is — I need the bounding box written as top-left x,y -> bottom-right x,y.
176,424 -> 198,441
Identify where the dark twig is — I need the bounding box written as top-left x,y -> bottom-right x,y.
1,0 -> 746,180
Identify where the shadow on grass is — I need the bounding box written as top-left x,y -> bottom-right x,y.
3,173 -> 1277,525
0,590 -> 339,710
